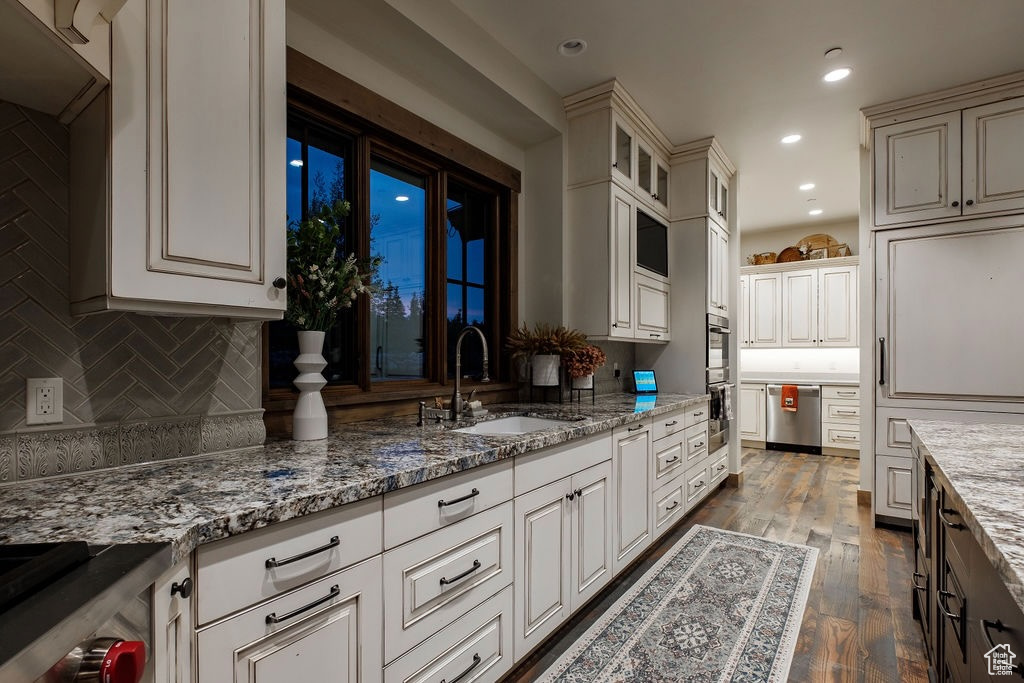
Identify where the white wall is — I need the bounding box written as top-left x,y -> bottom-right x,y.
739,219 -> 858,263
522,136 -> 565,326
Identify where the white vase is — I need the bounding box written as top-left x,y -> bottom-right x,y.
572,374 -> 594,389
531,354 -> 560,386
293,330 -> 328,441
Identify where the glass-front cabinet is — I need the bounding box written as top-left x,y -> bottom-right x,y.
611,112 -> 634,187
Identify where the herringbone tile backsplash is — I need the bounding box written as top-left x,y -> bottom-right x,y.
0,100 -> 263,479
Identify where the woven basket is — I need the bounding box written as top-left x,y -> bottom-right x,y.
750,251 -> 777,265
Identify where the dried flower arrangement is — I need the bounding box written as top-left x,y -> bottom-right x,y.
285,199 -> 381,331
563,344 -> 607,379
506,322 -> 587,361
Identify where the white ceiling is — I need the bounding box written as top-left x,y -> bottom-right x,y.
444,0 -> 1024,232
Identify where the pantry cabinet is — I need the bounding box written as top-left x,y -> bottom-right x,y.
873,95 -> 1024,227
68,0 -> 287,318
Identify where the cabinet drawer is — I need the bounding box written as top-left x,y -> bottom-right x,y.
684,423 -> 709,465
823,423 -> 861,450
384,460 -> 512,549
652,437 -> 685,485
652,473 -> 685,539
823,398 -> 860,422
685,463 -> 711,508
196,555 -> 383,683
684,401 -> 709,428
196,496 -> 382,625
709,452 -> 729,485
651,409 -> 687,442
383,501 -> 513,663
514,432 -> 612,497
384,586 -> 513,683
822,385 -> 860,400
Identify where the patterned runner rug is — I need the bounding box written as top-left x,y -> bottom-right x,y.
537,524 -> 818,683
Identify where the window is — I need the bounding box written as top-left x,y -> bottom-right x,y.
266,100 -> 515,408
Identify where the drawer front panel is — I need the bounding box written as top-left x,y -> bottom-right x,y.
196,496 -> 382,625
653,439 -> 685,484
823,385 -> 860,400
685,463 -> 711,507
384,586 -> 513,683
652,409 -> 687,442
383,501 -> 513,662
709,453 -> 729,485
384,459 -> 512,549
684,402 -> 709,428
652,474 -> 685,538
514,433 -> 612,497
823,423 -> 861,450
823,399 -> 860,422
685,424 -> 709,464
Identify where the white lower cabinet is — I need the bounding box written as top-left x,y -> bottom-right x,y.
513,461 -> 613,659
151,561 -> 192,683
383,502 -> 513,663
384,587 -> 514,683
739,384 -> 766,443
197,556 -> 383,683
651,473 -> 686,539
874,455 -> 913,519
612,422 -> 652,574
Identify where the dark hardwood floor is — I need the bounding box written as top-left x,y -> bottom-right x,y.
505,448 -> 930,682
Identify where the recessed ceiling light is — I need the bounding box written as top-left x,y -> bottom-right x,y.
289,159 -> 303,167
809,208 -> 824,216
824,67 -> 852,82
799,182 -> 816,191
781,134 -> 802,144
395,195 -> 409,202
557,38 -> 588,56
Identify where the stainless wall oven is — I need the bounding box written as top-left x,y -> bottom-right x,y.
707,314 -> 732,454
707,314 -> 730,376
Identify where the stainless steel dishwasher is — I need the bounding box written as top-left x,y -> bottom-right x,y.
766,384 -> 821,454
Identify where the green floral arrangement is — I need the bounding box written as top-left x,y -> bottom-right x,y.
563,344 -> 607,379
285,199 -> 381,331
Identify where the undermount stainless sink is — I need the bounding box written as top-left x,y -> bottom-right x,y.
452,416 -> 573,436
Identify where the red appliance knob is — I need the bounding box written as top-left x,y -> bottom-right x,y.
99,640 -> 145,683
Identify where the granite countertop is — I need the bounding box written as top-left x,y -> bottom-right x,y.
0,393 -> 706,564
909,419 -> 1024,613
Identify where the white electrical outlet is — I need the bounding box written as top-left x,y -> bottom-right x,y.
26,378 -> 63,425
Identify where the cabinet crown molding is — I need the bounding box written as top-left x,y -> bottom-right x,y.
739,255 -> 858,275
669,136 -> 736,177
563,78 -> 673,156
859,69 -> 1024,147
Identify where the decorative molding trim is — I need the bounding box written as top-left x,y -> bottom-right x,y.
857,489 -> 872,506
2,411 -> 264,483
739,255 -> 859,275
726,472 -> 743,488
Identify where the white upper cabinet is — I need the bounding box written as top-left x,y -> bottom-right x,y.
68,0 -> 287,318
873,95 -> 1024,227
668,138 -> 735,232
611,111 -> 636,188
707,221 -> 729,316
818,265 -> 858,347
781,269 -> 818,347
962,96 -> 1024,216
708,161 -> 730,230
746,272 -> 782,347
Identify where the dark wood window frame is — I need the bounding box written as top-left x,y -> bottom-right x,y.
263,50 -> 520,429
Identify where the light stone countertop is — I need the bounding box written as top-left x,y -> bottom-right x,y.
0,393 -> 707,564
909,419 -> 1024,613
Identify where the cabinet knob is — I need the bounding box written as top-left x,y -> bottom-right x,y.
612,161 -> 618,168
951,200 -> 960,207
170,577 -> 193,599
272,277 -> 287,289
965,199 -> 974,206
652,193 -> 658,200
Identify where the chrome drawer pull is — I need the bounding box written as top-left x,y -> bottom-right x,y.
837,390 -> 856,396
266,584 -> 339,624
265,536 -> 340,569
911,572 -> 927,592
834,409 -> 857,416
440,559 -> 482,586
438,488 -> 480,508
938,508 -> 965,530
937,589 -> 962,623
665,501 -> 680,512
665,456 -> 680,464
716,464 -> 726,472
834,435 -> 858,441
440,653 -> 482,683
664,420 -> 679,427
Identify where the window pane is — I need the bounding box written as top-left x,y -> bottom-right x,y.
286,136 -> 302,225
370,157 -> 427,382
446,182 -> 492,380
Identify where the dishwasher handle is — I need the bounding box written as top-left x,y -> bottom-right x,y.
766,384 -> 821,397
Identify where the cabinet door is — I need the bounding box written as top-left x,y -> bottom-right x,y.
708,164 -> 729,229
635,273 -> 669,341
570,461 -> 613,612
873,112 -> 961,226
612,425 -> 651,574
748,272 -> 781,347
739,384 -> 766,442
609,185 -> 635,338
782,269 -> 818,346
738,274 -> 749,346
152,561 -> 192,683
654,157 -> 670,214
962,96 -> 1024,217
718,229 -> 730,314
610,112 -> 635,188
636,139 -> 654,198
818,265 -> 858,347
513,478 -> 572,659
875,455 -> 913,520
707,223 -> 728,315
197,557 -> 383,683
